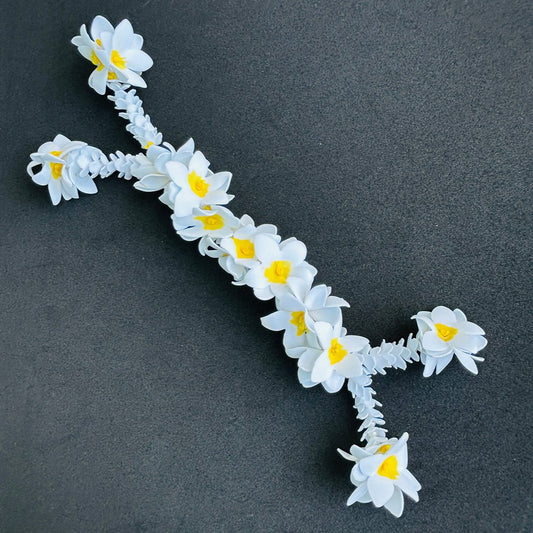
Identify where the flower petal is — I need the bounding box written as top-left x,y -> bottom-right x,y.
310,352 -> 333,383
261,311 -> 287,331
90,15 -> 114,39
455,350 -> 479,375
123,49 -> 153,71
367,474 -> 394,507
112,19 -> 135,51
384,486 -> 404,517
322,372 -> 345,393
422,355 -> 438,377
431,305 -> 456,324
347,484 -> 369,506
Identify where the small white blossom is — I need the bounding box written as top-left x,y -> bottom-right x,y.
72,16 -> 153,94
297,319 -> 368,393
172,205 -> 240,243
261,284 -> 349,356
412,306 -> 487,376
132,139 -> 195,206
338,433 -> 421,517
27,134 -> 102,205
166,151 -> 233,217
243,236 -> 317,301
212,215 -> 280,284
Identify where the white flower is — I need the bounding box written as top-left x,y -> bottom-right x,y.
297,319 -> 368,393
412,306 -> 487,377
132,139 -> 195,207
165,151 -> 234,217
261,284 -> 349,356
172,205 -> 240,242
72,16 -> 153,95
212,215 -> 280,284
27,134 -> 101,205
338,433 -> 421,517
243,236 -> 317,300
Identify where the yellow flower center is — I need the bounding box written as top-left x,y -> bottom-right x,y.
188,171 -> 209,197
49,151 -> 63,179
376,444 -> 391,454
90,50 -> 104,71
328,338 -> 348,365
144,141 -> 154,150
435,323 -> 458,342
377,455 -> 399,480
233,238 -> 255,259
195,214 -> 224,231
264,260 -> 291,284
111,50 -> 126,69
290,311 -> 308,336
95,39 -> 102,47
107,71 -> 117,80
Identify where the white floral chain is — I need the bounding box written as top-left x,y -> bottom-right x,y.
27,16 -> 488,518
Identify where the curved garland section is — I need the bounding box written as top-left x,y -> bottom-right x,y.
27,16 -> 488,517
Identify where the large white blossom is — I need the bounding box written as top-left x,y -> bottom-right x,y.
27,134 -> 102,205
72,16 -> 153,94
338,433 -> 421,517
261,284 -> 349,357
243,236 -> 317,300
132,139 -> 195,206
166,151 -> 233,217
297,319 -> 368,393
412,306 -> 487,376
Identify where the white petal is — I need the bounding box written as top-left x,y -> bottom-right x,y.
88,68 -> 108,95
298,348 -> 320,372
112,19 -> 135,50
90,15 -> 114,39
358,455 -> 383,477
334,353 -> 363,378
337,449 -> 356,462
347,484 -> 369,506
260,311 -> 288,331
72,175 -> 97,194
304,285 -> 328,309
123,49 -> 153,71
454,333 -> 486,354
313,321 -> 334,349
244,267 -> 269,289
341,335 -> 369,353
453,308 -> 467,322
421,331 -> 449,354
31,168 -> 49,186
189,151 -> 210,177
48,179 -> 61,205
367,475 -> 394,507
435,353 -> 453,374
281,239 -> 306,265
431,305 -> 456,324
310,352 -> 333,383
297,368 -> 317,388
322,372 -> 345,393
384,486 -> 404,517
135,174 -> 169,191
422,355 -> 438,377
460,321 -> 485,336
254,234 -> 281,264
396,470 -> 421,501
455,350 -> 479,375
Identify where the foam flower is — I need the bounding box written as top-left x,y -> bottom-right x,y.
243,236 -> 317,300
261,284 -> 349,356
165,151 -> 234,217
72,16 -> 153,94
211,215 -> 280,284
338,433 -> 421,517
172,205 -> 240,243
412,306 -> 487,377
297,319 -> 367,392
132,139 -> 195,207
27,134 -> 101,205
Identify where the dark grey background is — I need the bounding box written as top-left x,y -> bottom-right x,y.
1,0 -> 531,531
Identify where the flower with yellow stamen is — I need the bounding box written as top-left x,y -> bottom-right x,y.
337,433 -> 421,517
72,16 -> 153,95
412,306 -> 487,377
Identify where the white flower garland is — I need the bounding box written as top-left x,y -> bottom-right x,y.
27,16 -> 488,518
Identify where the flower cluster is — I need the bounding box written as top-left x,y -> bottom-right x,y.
72,16 -> 153,94
27,134 -> 103,205
338,433 -> 421,517
27,15 -> 490,518
412,306 -> 487,376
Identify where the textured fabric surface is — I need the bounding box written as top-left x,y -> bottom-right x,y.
1,1 -> 531,531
